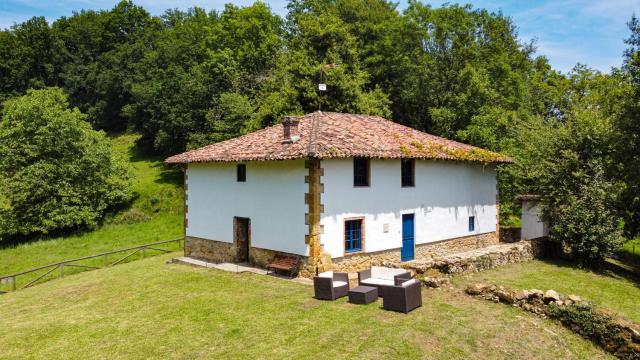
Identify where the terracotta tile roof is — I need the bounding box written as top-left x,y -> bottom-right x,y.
165,112 -> 513,164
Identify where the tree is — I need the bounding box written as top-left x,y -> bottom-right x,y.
255,0 -> 392,126
53,1 -> 158,131
0,88 -> 132,240
125,3 -> 285,155
0,16 -> 58,103
506,66 -> 626,265
616,15 -> 640,237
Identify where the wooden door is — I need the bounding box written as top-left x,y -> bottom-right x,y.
235,217 -> 250,262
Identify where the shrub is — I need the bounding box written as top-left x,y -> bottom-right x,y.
546,303 -> 639,359
543,166 -> 624,267
0,88 -> 133,240
115,208 -> 150,225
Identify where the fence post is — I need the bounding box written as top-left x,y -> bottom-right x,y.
142,246 -> 146,258
11,276 -> 16,291
104,254 -> 109,267
59,264 -> 64,278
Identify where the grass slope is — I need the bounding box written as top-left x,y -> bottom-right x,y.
618,238 -> 640,270
456,259 -> 640,323
0,134 -> 183,277
0,254 -> 610,360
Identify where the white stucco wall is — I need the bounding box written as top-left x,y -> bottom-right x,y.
521,201 -> 548,240
320,159 -> 498,258
186,160 -> 308,256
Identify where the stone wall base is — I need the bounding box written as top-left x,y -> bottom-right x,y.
330,232 -> 500,273
184,233 -> 544,278
184,236 -> 311,275
185,236 -> 238,263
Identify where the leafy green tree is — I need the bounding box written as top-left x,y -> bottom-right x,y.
0,88 -> 132,240
506,66 -> 626,265
53,0 -> 158,131
616,15 -> 640,237
544,165 -> 624,266
126,3 -> 284,155
256,0 -> 391,125
0,16 -> 58,103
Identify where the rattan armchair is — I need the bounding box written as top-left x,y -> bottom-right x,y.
313,271 -> 349,300
382,278 -> 422,313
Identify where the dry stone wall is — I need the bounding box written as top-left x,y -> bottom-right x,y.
466,283 -> 640,359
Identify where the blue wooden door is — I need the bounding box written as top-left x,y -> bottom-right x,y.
401,214 -> 415,261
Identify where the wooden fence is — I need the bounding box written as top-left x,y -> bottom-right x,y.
0,238 -> 183,294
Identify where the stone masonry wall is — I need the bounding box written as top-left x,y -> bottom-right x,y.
185,236 -> 238,263
185,236 -> 311,275
330,231 -> 499,273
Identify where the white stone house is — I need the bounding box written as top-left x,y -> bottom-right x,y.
165,112 -> 512,276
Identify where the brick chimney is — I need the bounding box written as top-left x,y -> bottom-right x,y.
282,117 -> 301,143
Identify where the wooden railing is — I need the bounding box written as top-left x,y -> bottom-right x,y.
0,238 -> 183,294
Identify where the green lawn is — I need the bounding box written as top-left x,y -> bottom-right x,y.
455,259 -> 640,323
0,254 -> 612,359
617,237 -> 640,271
0,134 -> 183,277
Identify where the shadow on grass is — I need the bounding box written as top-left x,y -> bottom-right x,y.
0,226 -> 94,251
127,138 -> 183,186
616,240 -> 640,270
533,255 -> 640,289
155,164 -> 183,186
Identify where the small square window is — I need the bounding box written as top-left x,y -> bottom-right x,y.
237,164 -> 246,182
468,216 -> 475,232
401,159 -> 415,187
353,158 -> 370,187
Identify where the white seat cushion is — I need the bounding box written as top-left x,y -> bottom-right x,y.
332,281 -> 348,288
318,271 -> 333,278
371,266 -> 406,280
401,279 -> 418,287
361,278 -> 394,286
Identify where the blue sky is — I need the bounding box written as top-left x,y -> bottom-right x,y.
1,0 -> 638,73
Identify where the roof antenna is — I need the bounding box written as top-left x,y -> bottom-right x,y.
318,67 -> 327,113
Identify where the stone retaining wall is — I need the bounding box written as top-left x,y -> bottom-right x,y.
410,238 -> 546,275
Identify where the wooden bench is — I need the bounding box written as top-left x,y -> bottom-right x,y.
266,254 -> 300,278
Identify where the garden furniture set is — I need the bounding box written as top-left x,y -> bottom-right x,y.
313,266 -> 422,313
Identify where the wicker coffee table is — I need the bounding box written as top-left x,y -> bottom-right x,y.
348,285 -> 378,305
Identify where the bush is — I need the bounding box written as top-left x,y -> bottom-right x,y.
546,304 -> 639,359
544,167 -> 624,266
0,88 -> 133,240
115,208 -> 150,225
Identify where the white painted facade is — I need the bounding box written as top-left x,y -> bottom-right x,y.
186,160 -> 308,256
521,200 -> 548,240
320,159 -> 498,258
186,158 -> 499,260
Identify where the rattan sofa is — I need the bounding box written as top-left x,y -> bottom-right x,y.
313,271 -> 349,300
357,266 -> 412,297
382,278 -> 422,313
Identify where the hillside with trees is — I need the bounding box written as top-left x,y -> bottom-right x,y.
0,0 -> 639,266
